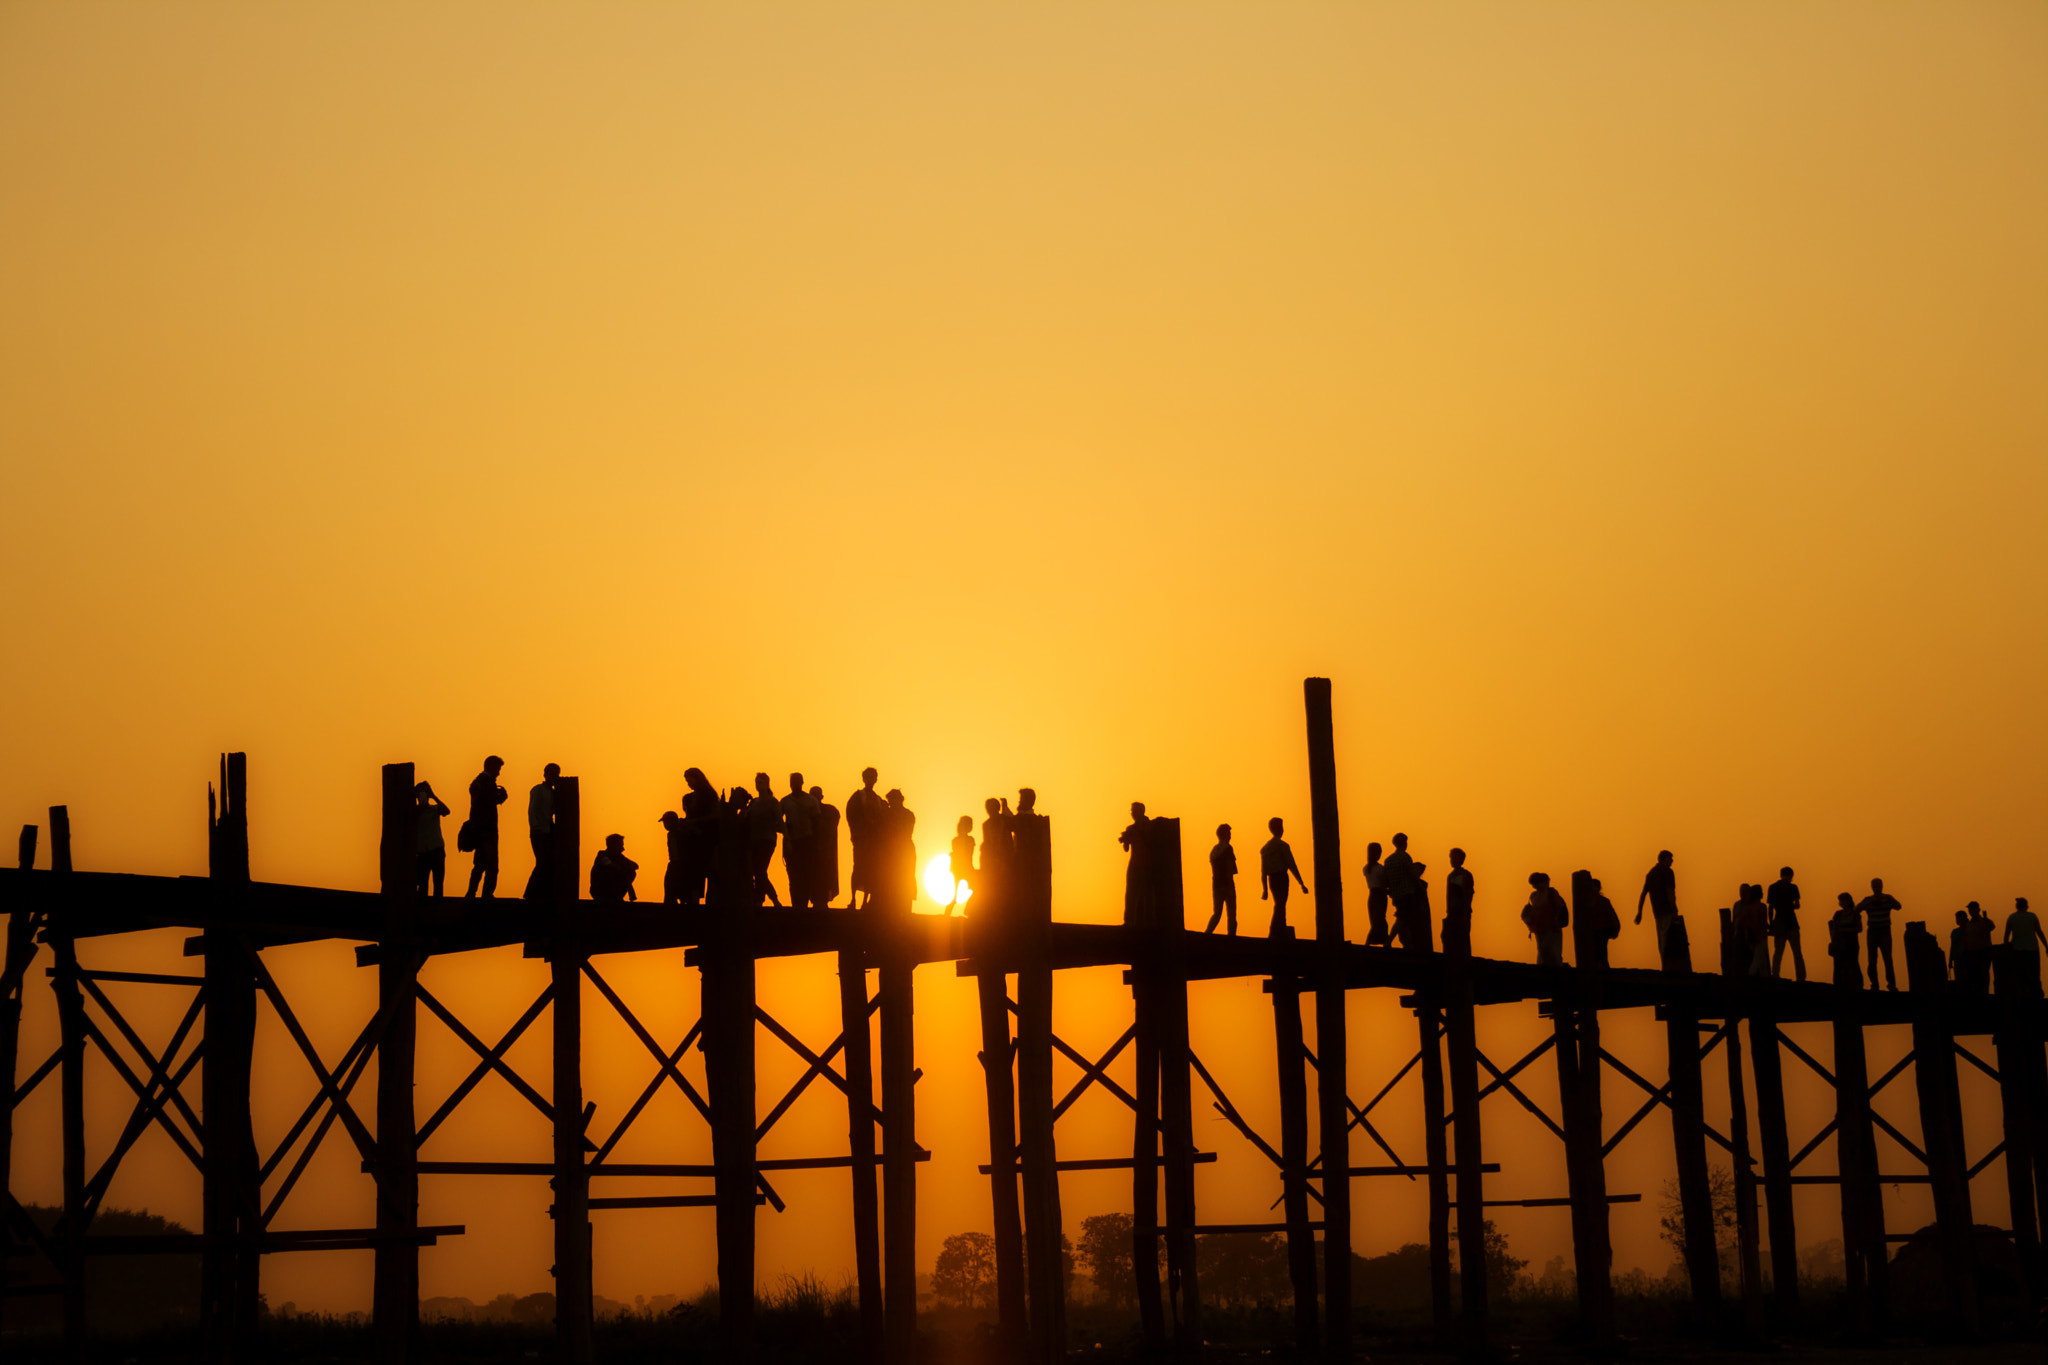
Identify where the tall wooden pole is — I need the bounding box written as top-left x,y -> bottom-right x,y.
1831,994 -> 1886,1335
839,944 -> 884,1360
1444,949 -> 1487,1350
1561,871 -> 1613,1344
1151,820 -> 1200,1346
1416,1001 -> 1452,1343
1130,968 -> 1164,1343
1303,678 -> 1351,1360
880,943 -> 918,1361
1661,922 -> 1721,1324
549,777 -> 595,1365
976,967 -> 1026,1349
1995,948 -> 2045,1299
1723,1013 -> 1765,1338
1746,1008 -> 1798,1317
1904,924 -> 1978,1336
50,806 -> 87,1357
374,763 -> 421,1362
1013,809 -> 1064,1363
202,758 -> 259,1359
0,823 -> 37,1341
1271,981 -> 1320,1351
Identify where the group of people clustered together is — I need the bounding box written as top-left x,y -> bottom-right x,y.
408,760 -> 2048,994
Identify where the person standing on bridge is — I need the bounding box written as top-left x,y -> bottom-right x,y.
846,768 -> 886,910
1828,892 -> 1864,989
676,768 -> 720,906
1522,872 -> 1568,965
1121,802 -> 1156,928
1442,848 -> 1474,956
658,810 -> 688,904
1635,850 -> 1678,960
1206,823 -> 1238,935
523,763 -> 560,902
1961,902 -> 1995,994
746,772 -> 785,907
1260,817 -> 1309,939
810,786 -> 841,908
1362,842 -> 1390,947
879,788 -> 916,914
462,755 -> 507,899
977,797 -> 1013,917
1767,867 -> 1805,981
781,773 -> 819,909
1858,877 -> 1901,991
2004,897 -> 2046,997
415,781 -> 450,899
946,815 -> 976,912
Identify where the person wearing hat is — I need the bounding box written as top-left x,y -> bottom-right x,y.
1206,823 -> 1238,935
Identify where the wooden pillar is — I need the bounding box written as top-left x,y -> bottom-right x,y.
1012,810 -> 1064,1363
1662,921 -> 1721,1324
880,943 -> 917,1360
1130,968 -> 1164,1343
1994,948 -> 2045,1297
1723,1014 -> 1765,1338
1416,1001 -> 1452,1343
374,763 -> 421,1362
0,822 -> 37,1341
1561,871 -> 1613,1344
1831,993 -> 1887,1334
49,806 -> 87,1357
202,759 -> 260,1358
1151,820 -> 1200,1347
1904,923 -> 1978,1335
839,945 -> 884,1359
1443,951 -> 1487,1349
975,968 -> 1026,1351
1747,1008 -> 1798,1317
549,777 -> 595,1365
1303,678 -> 1351,1360
1271,981 -> 1319,1351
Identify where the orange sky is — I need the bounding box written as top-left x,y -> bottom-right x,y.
4,0 -> 2046,1317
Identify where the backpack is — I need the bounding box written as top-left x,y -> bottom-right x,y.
456,819 -> 477,854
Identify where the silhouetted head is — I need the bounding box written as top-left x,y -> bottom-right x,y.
1957,910 -> 1969,926
861,767 -> 879,788
1838,892 -> 1855,911
755,773 -> 773,797
1779,867 -> 1794,880
789,772 -> 804,793
885,789 -> 904,808
2019,897 -> 2031,912
684,768 -> 714,797
1268,817 -> 1284,836
1130,801 -> 1147,821
544,763 -> 561,781
957,815 -> 973,835
1657,850 -> 1673,866
1367,842 -> 1382,861
484,756 -> 504,776
810,786 -> 824,801
1968,900 -> 1982,915
414,781 -> 433,798
1018,788 -> 1036,814
1392,832 -> 1408,850
1870,877 -> 1884,893
1530,872 -> 1551,888
659,811 -> 680,829
1216,823 -> 1231,841
1450,848 -> 1465,868
986,797 -> 1002,817
604,834 -> 624,852
1590,878 -> 1602,892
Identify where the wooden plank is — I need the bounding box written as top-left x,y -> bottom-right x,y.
1302,678 -> 1351,1364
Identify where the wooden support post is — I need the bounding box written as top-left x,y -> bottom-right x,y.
1561,870 -> 1614,1345
840,945 -> 885,1360
0,823 -> 40,1341
1271,981 -> 1320,1351
976,968 -> 1026,1351
1662,921 -> 1721,1325
1013,809 -> 1064,1364
1151,820 -> 1200,1347
374,763 -> 421,1363
202,759 -> 260,1359
880,944 -> 918,1362
1995,948 -> 2045,1298
1303,678 -> 1351,1361
50,806 -> 88,1358
1416,1000 -> 1452,1344
1904,923 -> 1978,1335
549,777 -> 595,1365
1831,994 -> 1887,1334
1443,942 -> 1487,1350
1746,1008 -> 1798,1318
1130,967 -> 1164,1343
1723,1014 -> 1765,1338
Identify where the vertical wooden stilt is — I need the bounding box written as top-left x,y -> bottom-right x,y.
976,968 -> 1026,1352
1012,809 -> 1064,1363
1904,924 -> 1978,1336
1151,820 -> 1199,1346
1832,1001 -> 1886,1334
375,764 -> 421,1363
1723,1015 -> 1765,1338
1416,1001 -> 1452,1344
1271,980 -> 1319,1352
202,760 -> 260,1360
1130,968 -> 1164,1343
1443,951 -> 1487,1350
0,824 -> 37,1342
1995,950 -> 2044,1298
50,807 -> 87,1358
1560,871 -> 1613,1345
550,777 -> 595,1365
840,945 -> 884,1360
1303,678 -> 1351,1361
1662,924 -> 1721,1325
880,948 -> 917,1360
1747,1009 -> 1798,1318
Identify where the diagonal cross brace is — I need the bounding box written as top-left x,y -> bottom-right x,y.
1302,1044 -> 1408,1175
416,984 -> 555,1150
418,981 -> 573,1137
248,951 -> 380,1164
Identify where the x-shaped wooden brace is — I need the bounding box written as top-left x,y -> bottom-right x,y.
74,980 -> 207,1226
417,980 -> 587,1148
1181,1049 -> 1325,1211
1003,998 -> 1148,1125
1600,1033 -> 1733,1159
262,1002 -> 392,1226
1302,1041 -> 1410,1175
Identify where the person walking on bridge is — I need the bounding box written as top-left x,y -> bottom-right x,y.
1206,824 -> 1238,936
1635,850 -> 1678,960
1260,817 -> 1309,939
462,756 -> 507,899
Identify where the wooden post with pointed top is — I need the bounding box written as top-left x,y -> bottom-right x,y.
1724,1012 -> 1765,1339
1559,870 -> 1614,1344
1012,808 -> 1064,1363
1994,947 -> 2046,1300
0,822 -> 39,1342
880,942 -> 917,1361
839,942 -> 885,1360
1150,819 -> 1200,1346
549,776 -> 595,1365
1303,678 -> 1351,1361
1271,979 -> 1319,1351
374,763 -> 422,1363
1905,922 -> 1978,1336
1747,1007 -> 1798,1318
50,806 -> 88,1358
1661,921 -> 1721,1325
202,758 -> 260,1359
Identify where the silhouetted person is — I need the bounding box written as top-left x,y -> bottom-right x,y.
463,756 -> 508,898
1962,901 -> 1995,994
1121,802 -> 1156,928
1260,817 -> 1308,939
1949,910 -> 1971,987
878,788 -> 916,915
1443,848 -> 1474,957
2004,897 -> 2045,998
1636,850 -> 1677,957
1829,893 -> 1864,989
677,768 -> 719,906
1383,833 -> 1418,935
1362,842 -> 1390,947
1206,824 -> 1238,935
947,816 -> 975,912
1388,835 -> 1432,951
590,833 -> 638,903
1523,873 -> 1568,966
781,773 -> 819,909
415,781 -> 450,898
978,797 -> 1014,914
523,763 -> 561,902
811,786 -> 841,908
658,811 -> 687,904
746,772 -> 785,907
847,768 -> 885,910
1583,875 -> 1621,966
1767,867 -> 1804,982
1858,877 -> 1901,991
1734,884 -> 1770,977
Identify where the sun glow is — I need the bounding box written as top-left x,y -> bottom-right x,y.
922,853 -> 969,909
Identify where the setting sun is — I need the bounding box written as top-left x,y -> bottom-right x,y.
924,852 -> 969,909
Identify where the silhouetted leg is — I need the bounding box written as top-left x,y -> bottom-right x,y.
1790,935 -> 1805,982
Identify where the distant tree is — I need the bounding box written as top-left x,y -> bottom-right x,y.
1449,1218 -> 1526,1302
1352,1242 -> 1432,1309
1658,1164 -> 1736,1284
1201,1233 -> 1290,1305
933,1231 -> 997,1310
1078,1213 -> 1141,1306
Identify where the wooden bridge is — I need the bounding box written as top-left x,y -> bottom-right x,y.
3,679 -> 2044,1362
